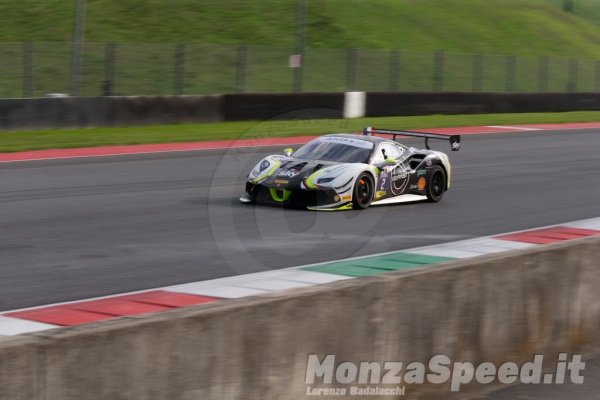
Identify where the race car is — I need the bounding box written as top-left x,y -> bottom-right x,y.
240,127 -> 460,210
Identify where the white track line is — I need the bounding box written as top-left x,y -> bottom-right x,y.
486,125 -> 541,131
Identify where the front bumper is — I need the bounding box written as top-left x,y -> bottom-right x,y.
242,182 -> 351,210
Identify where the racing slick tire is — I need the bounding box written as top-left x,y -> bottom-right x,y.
426,165 -> 446,203
352,173 -> 374,210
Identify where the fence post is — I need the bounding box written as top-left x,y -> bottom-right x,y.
70,0 -> 87,96
505,55 -> 516,92
292,52 -> 304,93
388,49 -> 400,92
538,56 -> 548,92
103,42 -> 116,96
174,44 -> 186,95
293,0 -> 306,93
433,51 -> 444,92
22,42 -> 34,98
346,47 -> 358,92
236,45 -> 247,94
563,0 -> 574,12
567,58 -> 578,92
472,54 -> 483,92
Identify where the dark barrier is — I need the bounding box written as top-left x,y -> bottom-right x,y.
0,95 -> 224,131
2,92 -> 600,132
365,92 -> 600,117
224,93 -> 345,121
111,95 -> 224,127
0,97 -> 110,131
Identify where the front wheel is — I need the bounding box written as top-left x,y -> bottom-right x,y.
352,173 -> 374,210
426,166 -> 446,202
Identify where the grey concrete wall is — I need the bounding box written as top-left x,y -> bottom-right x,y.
0,97 -> 111,131
1,236 -> 600,400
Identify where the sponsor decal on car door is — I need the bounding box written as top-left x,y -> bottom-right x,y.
391,165 -> 409,195
377,170 -> 390,192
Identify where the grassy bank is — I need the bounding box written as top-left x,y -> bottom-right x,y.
2,0 -> 600,58
2,1 -> 600,98
1,111 -> 599,153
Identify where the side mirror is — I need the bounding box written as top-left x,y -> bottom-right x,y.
375,158 -> 397,169
284,148 -> 293,156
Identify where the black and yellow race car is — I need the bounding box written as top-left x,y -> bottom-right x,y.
240,127 -> 460,210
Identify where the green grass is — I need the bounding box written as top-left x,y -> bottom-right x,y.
2,111 -> 599,153
1,0 -> 600,58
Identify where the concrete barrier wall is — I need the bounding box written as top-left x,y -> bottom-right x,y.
1,92 -> 600,131
0,97 -> 111,131
0,95 -> 224,131
1,236 -> 600,400
223,93 -> 345,121
111,95 -> 224,126
365,92 -> 600,117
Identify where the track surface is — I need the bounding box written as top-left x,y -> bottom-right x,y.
1,128 -> 599,312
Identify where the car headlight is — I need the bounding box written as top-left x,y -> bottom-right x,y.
317,177 -> 336,184
259,160 -> 270,172
251,160 -> 271,177
249,157 -> 279,182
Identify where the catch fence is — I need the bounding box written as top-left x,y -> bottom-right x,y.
0,42 -> 597,98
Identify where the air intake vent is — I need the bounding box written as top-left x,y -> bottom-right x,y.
313,164 -> 324,172
291,162 -> 308,171
410,156 -> 425,170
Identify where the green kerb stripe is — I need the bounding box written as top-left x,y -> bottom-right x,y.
301,252 -> 455,277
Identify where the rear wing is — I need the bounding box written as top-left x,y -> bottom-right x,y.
363,127 -> 460,151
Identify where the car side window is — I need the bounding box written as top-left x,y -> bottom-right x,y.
395,145 -> 405,157
380,143 -> 401,160
372,144 -> 385,164
372,142 -> 403,164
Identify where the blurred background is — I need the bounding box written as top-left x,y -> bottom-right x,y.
2,0 -> 600,97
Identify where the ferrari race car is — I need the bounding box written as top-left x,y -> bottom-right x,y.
240,127 -> 460,210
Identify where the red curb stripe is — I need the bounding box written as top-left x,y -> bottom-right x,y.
5,290 -> 221,326
418,126 -> 516,134
68,299 -> 173,317
0,136 -> 321,163
495,227 -> 600,244
5,307 -> 114,326
118,290 -> 220,308
511,122 -> 600,130
2,122 -> 599,163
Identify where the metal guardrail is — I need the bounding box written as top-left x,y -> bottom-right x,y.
0,42 -> 598,98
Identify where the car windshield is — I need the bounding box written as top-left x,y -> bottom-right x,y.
292,139 -> 372,163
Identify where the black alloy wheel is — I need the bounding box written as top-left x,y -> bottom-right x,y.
352,173 -> 374,209
426,165 -> 446,202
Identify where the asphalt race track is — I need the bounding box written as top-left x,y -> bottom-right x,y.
1,128 -> 599,312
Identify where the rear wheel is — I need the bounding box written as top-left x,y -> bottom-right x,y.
352,173 -> 374,210
426,166 -> 446,202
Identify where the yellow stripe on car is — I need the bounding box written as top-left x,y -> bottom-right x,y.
269,188 -> 292,202
307,203 -> 353,211
304,168 -> 328,189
